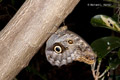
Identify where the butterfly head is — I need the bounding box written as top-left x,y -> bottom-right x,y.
76,42 -> 97,65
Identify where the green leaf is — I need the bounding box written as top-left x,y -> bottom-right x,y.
118,48 -> 120,59
0,0 -> 2,3
104,0 -> 120,3
11,0 -> 15,5
112,14 -> 119,22
91,36 -> 120,58
91,15 -> 120,32
109,58 -> 120,70
91,15 -> 106,27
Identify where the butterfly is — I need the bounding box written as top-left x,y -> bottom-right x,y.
45,26 -> 96,67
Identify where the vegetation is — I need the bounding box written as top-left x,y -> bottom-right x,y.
90,0 -> 120,79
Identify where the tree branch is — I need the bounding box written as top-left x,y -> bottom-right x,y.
0,0 -> 80,80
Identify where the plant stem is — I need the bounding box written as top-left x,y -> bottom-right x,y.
99,67 -> 110,78
95,60 -> 102,80
91,61 -> 96,78
91,60 -> 102,80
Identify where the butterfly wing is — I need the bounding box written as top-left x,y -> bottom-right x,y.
45,26 -> 96,67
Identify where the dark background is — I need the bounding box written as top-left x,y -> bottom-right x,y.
0,0 -> 113,80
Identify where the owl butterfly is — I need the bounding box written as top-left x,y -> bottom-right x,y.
45,26 -> 96,67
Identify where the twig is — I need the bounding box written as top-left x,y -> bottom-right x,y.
99,67 -> 109,78
95,60 -> 102,77
91,61 -> 96,78
101,76 -> 105,80
94,60 -> 102,80
91,60 -> 102,80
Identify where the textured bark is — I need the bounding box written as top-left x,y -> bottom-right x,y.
0,0 -> 80,80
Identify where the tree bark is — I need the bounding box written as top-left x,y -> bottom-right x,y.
0,0 -> 80,80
